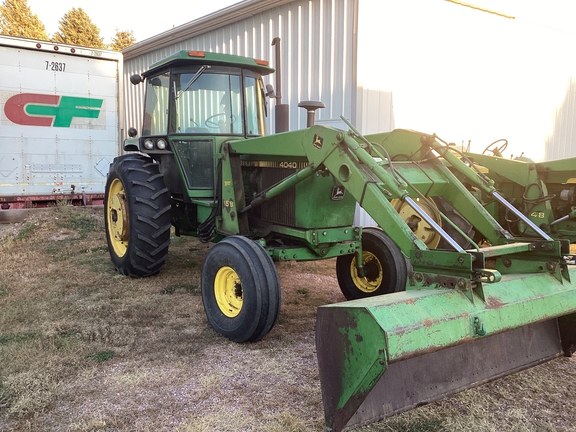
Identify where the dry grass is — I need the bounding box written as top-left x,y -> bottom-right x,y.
0,206 -> 575,431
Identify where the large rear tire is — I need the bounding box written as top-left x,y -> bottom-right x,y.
201,236 -> 281,342
336,227 -> 408,300
104,154 -> 171,277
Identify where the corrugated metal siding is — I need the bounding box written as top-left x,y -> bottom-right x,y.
123,0 -> 357,136
545,77 -> 576,160
356,88 -> 394,134
353,203 -> 377,227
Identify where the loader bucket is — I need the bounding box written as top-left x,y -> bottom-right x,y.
316,267 -> 576,431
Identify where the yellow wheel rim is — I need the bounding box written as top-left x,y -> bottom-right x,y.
214,266 -> 243,317
392,198 -> 442,249
350,251 -> 383,294
107,178 -> 129,257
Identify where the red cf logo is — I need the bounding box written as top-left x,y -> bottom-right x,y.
4,93 -> 103,127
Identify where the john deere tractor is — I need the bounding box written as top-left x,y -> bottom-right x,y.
105,49 -> 576,431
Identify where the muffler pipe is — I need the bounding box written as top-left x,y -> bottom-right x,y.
272,37 -> 289,132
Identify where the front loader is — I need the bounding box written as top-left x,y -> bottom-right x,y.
105,49 -> 576,431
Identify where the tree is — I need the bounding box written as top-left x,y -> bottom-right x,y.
52,8 -> 105,48
0,0 -> 48,40
110,29 -> 135,51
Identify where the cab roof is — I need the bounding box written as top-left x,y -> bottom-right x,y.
144,50 -> 275,77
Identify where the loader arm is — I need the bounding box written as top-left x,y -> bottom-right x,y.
226,126 -> 428,254
227,126 -> 567,283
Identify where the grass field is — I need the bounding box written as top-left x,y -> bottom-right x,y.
0,205 -> 575,431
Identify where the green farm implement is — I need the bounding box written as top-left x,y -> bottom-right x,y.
460,143 -> 576,244
105,48 -> 576,431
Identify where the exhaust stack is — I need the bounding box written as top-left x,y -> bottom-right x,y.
272,37 -> 289,133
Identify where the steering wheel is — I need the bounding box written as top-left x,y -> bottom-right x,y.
205,113 -> 236,128
482,139 -> 508,156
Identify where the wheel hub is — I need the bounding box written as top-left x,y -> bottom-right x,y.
363,260 -> 380,281
107,178 -> 129,257
109,193 -> 129,242
351,252 -> 383,293
393,199 -> 441,248
214,266 -> 243,317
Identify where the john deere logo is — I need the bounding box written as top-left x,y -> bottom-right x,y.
312,134 -> 324,149
331,185 -> 345,201
4,93 -> 104,127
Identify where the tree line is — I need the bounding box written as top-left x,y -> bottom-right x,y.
0,0 -> 135,51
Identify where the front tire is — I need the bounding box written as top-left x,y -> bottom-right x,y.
104,154 -> 171,277
336,227 -> 407,300
201,236 -> 281,342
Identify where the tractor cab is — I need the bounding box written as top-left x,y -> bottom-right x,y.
126,50 -> 274,148
123,51 -> 275,230
141,62 -> 266,138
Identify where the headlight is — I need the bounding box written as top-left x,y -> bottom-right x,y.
156,139 -> 167,150
143,139 -> 154,150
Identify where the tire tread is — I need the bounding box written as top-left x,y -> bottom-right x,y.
105,154 -> 171,277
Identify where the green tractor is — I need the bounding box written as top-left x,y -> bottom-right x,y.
105,49 -> 576,431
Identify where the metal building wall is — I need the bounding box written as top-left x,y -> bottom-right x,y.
354,0 -> 576,162
545,78 -> 576,160
123,0 -> 357,136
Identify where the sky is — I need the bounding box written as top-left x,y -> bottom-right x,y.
26,0 -> 240,43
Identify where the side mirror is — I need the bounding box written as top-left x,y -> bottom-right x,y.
130,74 -> 143,85
265,84 -> 275,99
128,127 -> 138,137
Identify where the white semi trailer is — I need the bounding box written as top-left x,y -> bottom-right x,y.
0,35 -> 123,209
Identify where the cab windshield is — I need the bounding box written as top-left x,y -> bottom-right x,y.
142,67 -> 266,137
173,71 -> 242,134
